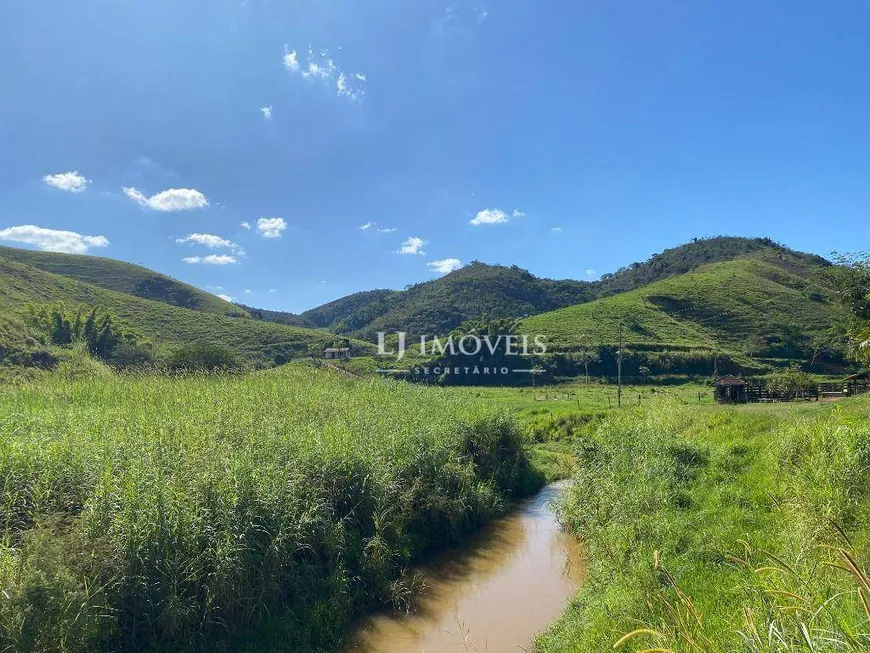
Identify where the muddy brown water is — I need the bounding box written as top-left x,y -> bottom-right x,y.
346,481 -> 584,652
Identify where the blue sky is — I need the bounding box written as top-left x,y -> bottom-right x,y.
1,1 -> 869,313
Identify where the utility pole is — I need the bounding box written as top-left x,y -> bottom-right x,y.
713,342 -> 719,378
617,322 -> 623,408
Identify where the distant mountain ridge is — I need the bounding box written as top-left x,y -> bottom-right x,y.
280,236 -> 827,339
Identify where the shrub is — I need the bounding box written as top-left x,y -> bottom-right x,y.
167,342 -> 241,372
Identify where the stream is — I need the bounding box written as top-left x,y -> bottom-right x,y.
346,481 -> 584,652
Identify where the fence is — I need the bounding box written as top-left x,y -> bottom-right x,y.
740,381 -> 869,403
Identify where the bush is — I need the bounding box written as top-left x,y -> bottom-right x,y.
167,342 -> 241,372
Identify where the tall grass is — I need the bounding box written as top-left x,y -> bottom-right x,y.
0,363 -> 533,652
537,399 -> 870,652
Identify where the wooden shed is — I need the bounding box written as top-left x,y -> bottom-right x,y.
714,375 -> 747,404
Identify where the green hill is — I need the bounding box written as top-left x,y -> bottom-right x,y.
0,257 -> 372,367
521,249 -> 843,361
0,246 -> 247,317
300,263 -> 596,340
301,237 -> 822,340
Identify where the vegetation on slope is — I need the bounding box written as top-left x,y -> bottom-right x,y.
290,237 -> 825,341
0,246 -> 247,317
0,258 -> 371,367
522,251 -> 843,364
0,364 -> 535,652
537,397 -> 870,652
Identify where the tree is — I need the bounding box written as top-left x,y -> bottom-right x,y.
767,364 -> 815,399
25,304 -> 144,363
827,253 -> 870,365
573,334 -> 600,384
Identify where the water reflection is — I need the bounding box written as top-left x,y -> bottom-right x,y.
347,482 -> 584,652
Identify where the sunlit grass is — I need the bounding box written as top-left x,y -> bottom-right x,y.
536,397 -> 870,652
0,363 -> 532,652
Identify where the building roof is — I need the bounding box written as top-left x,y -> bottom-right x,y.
714,375 -> 745,386
324,347 -> 350,352
844,370 -> 870,381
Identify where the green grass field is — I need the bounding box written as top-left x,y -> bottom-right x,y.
0,364 -> 536,652
536,395 -> 870,652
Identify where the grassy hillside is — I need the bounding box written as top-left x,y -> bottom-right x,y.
537,396 -> 870,652
522,250 -> 842,360
0,364 -> 532,652
0,258 -> 371,366
306,262 -> 596,339
299,237 -> 830,341
0,246 -> 247,317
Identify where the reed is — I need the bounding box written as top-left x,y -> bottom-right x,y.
0,363 -> 533,652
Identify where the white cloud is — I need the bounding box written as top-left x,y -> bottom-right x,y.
244,289 -> 251,294
217,294 -> 236,302
0,225 -> 108,254
360,221 -> 396,233
512,209 -> 526,218
123,186 -> 209,212
470,208 -> 509,226
240,221 -> 251,230
551,226 -> 563,232
42,171 -> 90,193
283,48 -> 300,71
285,46 -> 366,100
427,258 -> 462,274
398,236 -> 426,255
183,254 -> 238,265
269,288 -> 277,293
256,217 -> 286,238
585,268 -> 597,277
175,233 -> 243,254
260,106 -> 273,120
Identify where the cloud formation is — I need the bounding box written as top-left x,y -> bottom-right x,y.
512,209 -> 526,218
260,106 -> 273,120
0,224 -> 108,254
256,217 -> 286,238
217,294 -> 236,302
182,254 -> 238,265
398,237 -> 426,255
470,208 -> 509,226
123,187 -> 209,211
175,233 -> 243,254
360,221 -> 396,233
427,258 -> 462,274
42,171 -> 90,193
284,46 -> 366,100
240,221 -> 251,230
